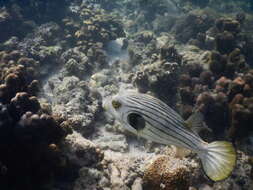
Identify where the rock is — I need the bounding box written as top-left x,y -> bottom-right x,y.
94,134 -> 128,152
64,132 -> 103,167
131,177 -> 143,190
73,167 -> 104,190
44,75 -> 102,136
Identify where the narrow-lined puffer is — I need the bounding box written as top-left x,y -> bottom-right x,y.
103,91 -> 236,182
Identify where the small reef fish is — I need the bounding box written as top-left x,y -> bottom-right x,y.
103,91 -> 236,182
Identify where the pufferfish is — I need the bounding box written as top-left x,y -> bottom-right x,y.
103,91 -> 236,182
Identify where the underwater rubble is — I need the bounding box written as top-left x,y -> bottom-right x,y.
0,0 -> 253,190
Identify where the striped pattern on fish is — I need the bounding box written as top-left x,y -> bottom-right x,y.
123,94 -> 203,151
103,91 -> 236,182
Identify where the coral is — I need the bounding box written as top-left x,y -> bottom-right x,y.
61,47 -> 93,78
3,0 -> 68,24
171,11 -> 214,43
210,16 -> 253,68
44,75 -> 102,136
0,0 -> 69,43
179,74 -> 192,87
134,0 -> 178,22
214,17 -> 250,61
143,156 -> 191,190
127,32 -> 158,66
179,104 -> 194,120
180,87 -> 195,105
160,44 -> 182,64
194,70 -> 253,140
63,3 -> 125,50
215,18 -> 241,34
0,53 -> 71,190
185,63 -> 203,78
215,31 -> 236,54
133,30 -> 155,44
228,101 -> 252,141
131,44 -> 182,105
208,51 -> 227,76
227,77 -> 246,101
17,22 -> 63,69
241,33 -> 253,67
0,6 -> 34,43
208,49 -> 247,78
64,133 -> 104,168
59,4 -> 125,78
0,99 -> 72,189
133,61 -> 180,105
199,71 -> 214,87
226,73 -> 253,141
133,72 -> 149,93
196,92 -> 229,137
9,92 -> 40,120
152,14 -> 177,34
0,50 -> 40,103
215,76 -> 232,93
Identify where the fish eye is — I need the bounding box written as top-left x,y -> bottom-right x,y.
112,100 -> 122,109
127,113 -> 146,131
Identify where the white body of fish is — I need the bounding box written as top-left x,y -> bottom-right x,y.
103,91 -> 236,182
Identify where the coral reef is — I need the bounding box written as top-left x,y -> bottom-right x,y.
1,0 -> 253,189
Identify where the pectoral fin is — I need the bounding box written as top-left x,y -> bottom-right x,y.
185,112 -> 212,137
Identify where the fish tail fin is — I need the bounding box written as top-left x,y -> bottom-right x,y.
198,141 -> 236,181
